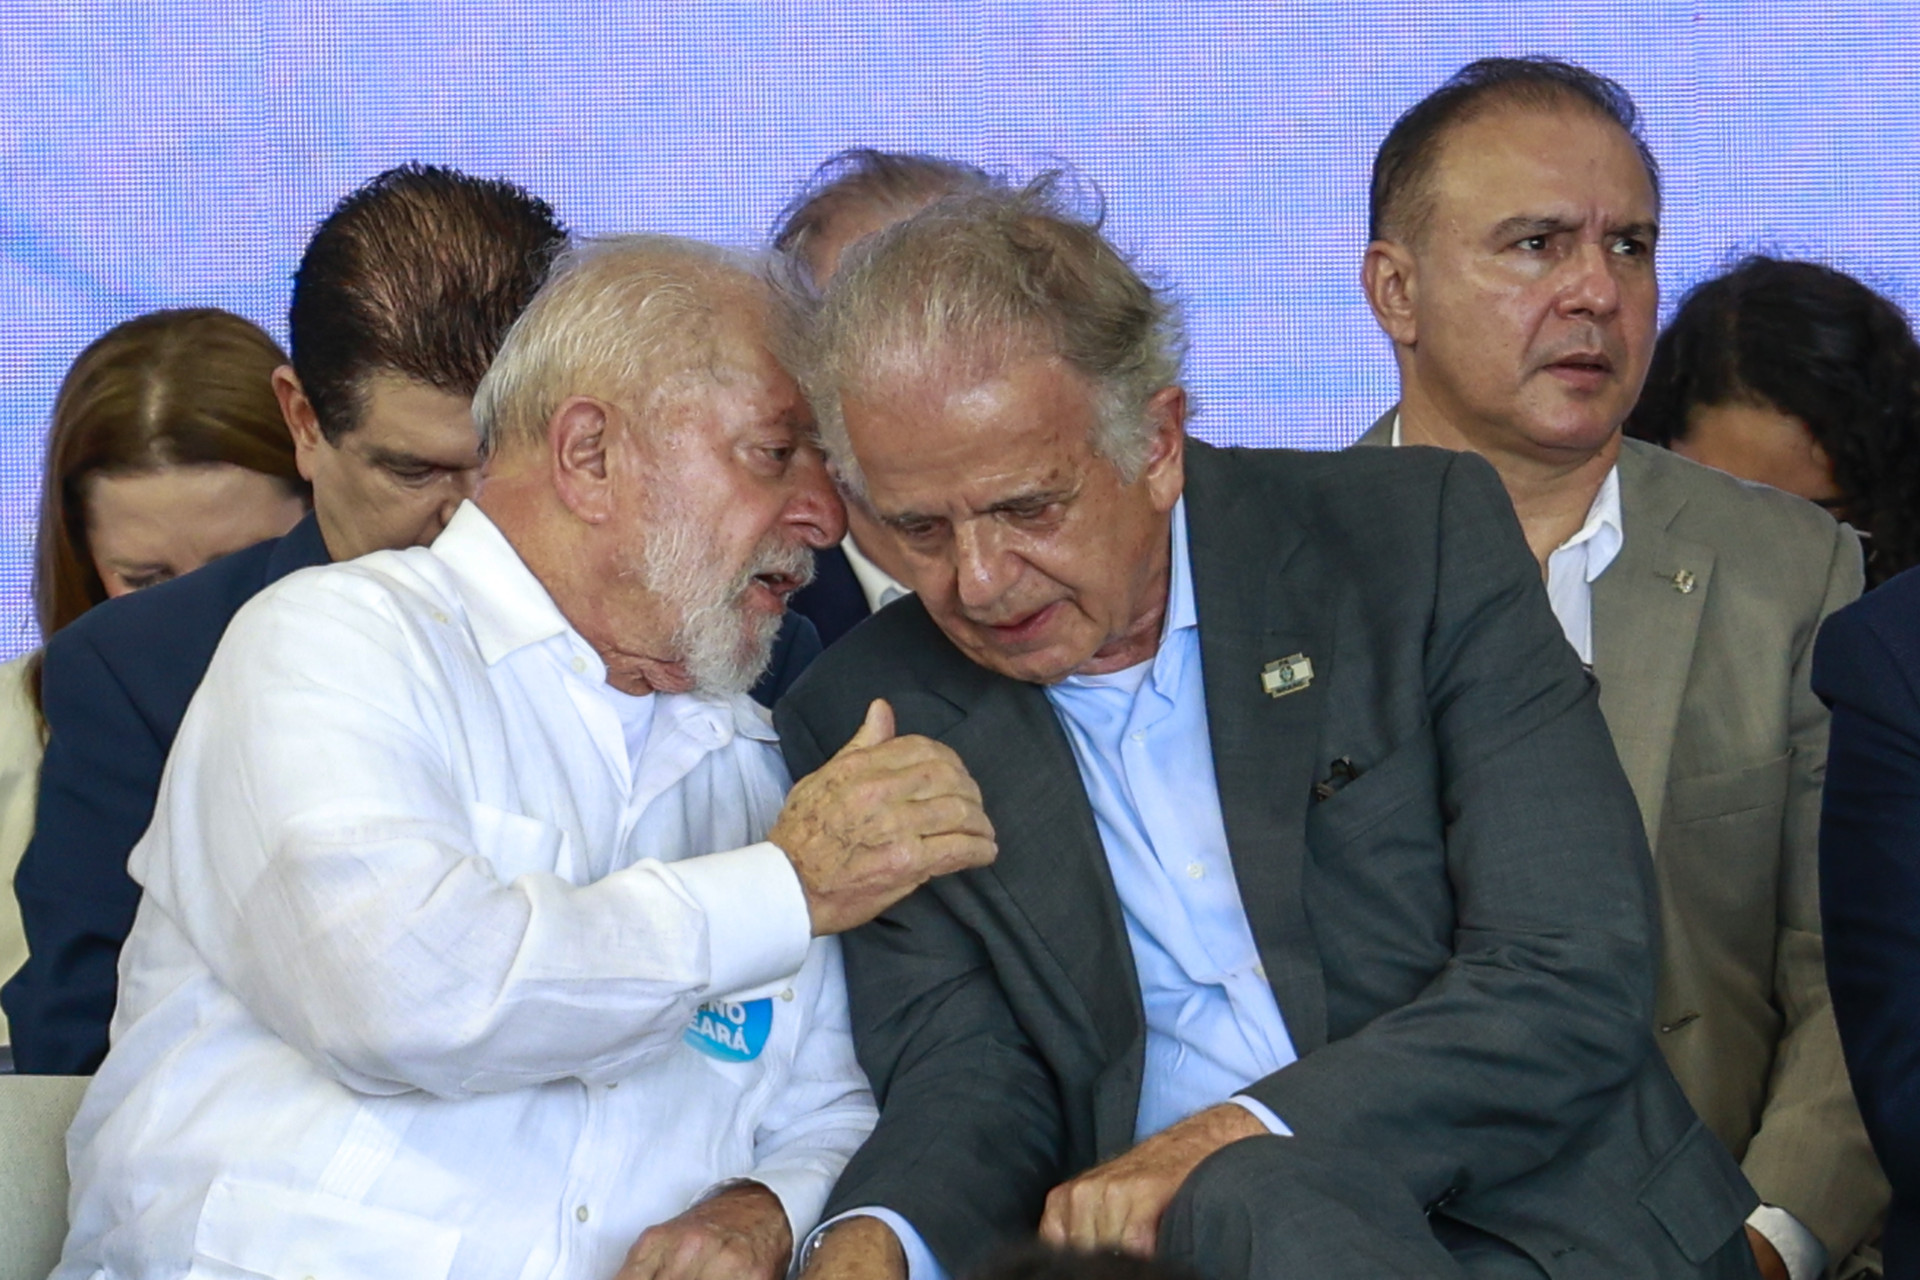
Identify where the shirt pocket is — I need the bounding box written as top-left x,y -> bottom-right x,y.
189,1173 -> 460,1279
465,800 -> 572,884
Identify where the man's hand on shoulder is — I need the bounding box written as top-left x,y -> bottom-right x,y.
1039,1103 -> 1267,1256
617,1181 -> 793,1280
798,1215 -> 908,1280
772,698 -> 998,936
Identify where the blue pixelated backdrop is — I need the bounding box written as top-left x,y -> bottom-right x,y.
3,0 -> 1917,657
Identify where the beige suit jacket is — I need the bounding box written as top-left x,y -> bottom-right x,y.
0,652 -> 43,1046
1357,413 -> 1887,1258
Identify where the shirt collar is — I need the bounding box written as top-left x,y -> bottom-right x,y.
1556,464 -> 1624,584
431,501 -> 575,666
1388,414 -> 1623,583
840,535 -> 911,613
432,503 -> 779,745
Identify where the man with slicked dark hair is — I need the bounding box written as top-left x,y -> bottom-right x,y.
4,164 -> 817,1073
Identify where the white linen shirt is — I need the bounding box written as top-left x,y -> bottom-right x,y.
55,501 -> 876,1280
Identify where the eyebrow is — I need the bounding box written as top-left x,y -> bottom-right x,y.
361,445 -> 465,471
883,485 -> 1078,528
1490,214 -> 1661,243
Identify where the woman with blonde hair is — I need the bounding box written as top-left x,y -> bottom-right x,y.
0,308 -> 308,1052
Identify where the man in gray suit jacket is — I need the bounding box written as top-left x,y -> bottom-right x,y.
1358,57 -> 1884,1278
777,176 -> 1758,1278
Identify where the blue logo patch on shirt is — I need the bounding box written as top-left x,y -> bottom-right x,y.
683,998 -> 772,1062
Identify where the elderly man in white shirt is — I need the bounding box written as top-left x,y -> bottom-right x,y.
54,235 -> 997,1280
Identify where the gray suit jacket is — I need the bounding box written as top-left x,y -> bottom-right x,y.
777,441 -> 1755,1278
1358,412 -> 1887,1257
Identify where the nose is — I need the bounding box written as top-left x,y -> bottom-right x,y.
951,520 -> 1012,613
1560,241 -> 1622,319
782,448 -> 847,550
433,466 -> 481,533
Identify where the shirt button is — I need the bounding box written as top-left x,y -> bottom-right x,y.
779,988 -> 795,1002
1186,862 -> 1205,880
430,610 -> 449,625
576,1205 -> 590,1223
1130,731 -> 1146,743
570,657 -> 587,675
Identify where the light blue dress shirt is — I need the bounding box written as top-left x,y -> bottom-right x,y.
1044,499 -> 1298,1140
810,501 -> 1298,1280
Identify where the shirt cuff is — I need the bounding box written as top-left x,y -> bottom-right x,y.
799,1207 -> 948,1280
669,842 -> 812,997
1747,1204 -> 1827,1280
1227,1094 -> 1293,1136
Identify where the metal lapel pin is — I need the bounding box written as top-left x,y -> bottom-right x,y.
1261,653 -> 1314,698
1671,569 -> 1696,595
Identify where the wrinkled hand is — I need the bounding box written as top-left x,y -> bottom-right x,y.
1039,1103 -> 1267,1256
798,1215 -> 907,1280
616,1182 -> 792,1280
1746,1226 -> 1789,1280
772,699 -> 997,936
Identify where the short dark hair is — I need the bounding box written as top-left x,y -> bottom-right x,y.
288,163 -> 567,442
1370,56 -> 1660,243
771,148 -> 993,282
1627,254 -> 1920,587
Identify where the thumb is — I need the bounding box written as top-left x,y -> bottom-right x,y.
844,698 -> 897,751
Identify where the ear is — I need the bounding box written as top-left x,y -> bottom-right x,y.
273,366 -> 326,482
1362,239 -> 1420,348
1139,384 -> 1188,514
548,396 -> 617,524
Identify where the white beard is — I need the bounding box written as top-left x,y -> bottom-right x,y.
637,518 -> 816,696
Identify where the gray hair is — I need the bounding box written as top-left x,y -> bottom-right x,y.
473,234 -> 764,456
771,148 -> 996,287
779,174 -> 1186,496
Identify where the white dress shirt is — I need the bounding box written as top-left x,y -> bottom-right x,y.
840,536 -> 911,614
56,502 -> 876,1280
1391,418 -> 1823,1279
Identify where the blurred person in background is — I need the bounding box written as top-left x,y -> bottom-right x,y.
1,163 -> 568,1074
0,307 -> 306,1056
776,148 -> 995,647
1627,255 -> 1920,588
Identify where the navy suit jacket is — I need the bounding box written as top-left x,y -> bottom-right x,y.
3,512 -> 820,1073
1814,565 -> 1920,1278
789,544 -> 870,649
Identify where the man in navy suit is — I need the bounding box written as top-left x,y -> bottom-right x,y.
1814,568 -> 1920,1279
3,166 -> 810,1074
775,149 -> 991,647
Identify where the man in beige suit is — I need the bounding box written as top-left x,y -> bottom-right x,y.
1356,56 -> 1885,1280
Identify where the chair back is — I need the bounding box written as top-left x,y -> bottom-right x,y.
0,1076 -> 87,1280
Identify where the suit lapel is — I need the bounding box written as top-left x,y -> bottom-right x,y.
1591,441 -> 1714,850
929,654 -> 1146,1153
1186,445 -> 1334,1052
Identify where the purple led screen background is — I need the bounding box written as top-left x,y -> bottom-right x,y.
2,0 -> 1916,658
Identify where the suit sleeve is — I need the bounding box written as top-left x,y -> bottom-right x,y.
775,703 -> 1069,1277
1743,523 -> 1886,1256
1814,589 -> 1920,1217
2,630 -> 164,1074
1242,453 -> 1666,1206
